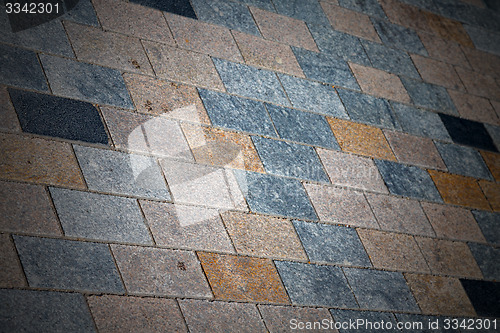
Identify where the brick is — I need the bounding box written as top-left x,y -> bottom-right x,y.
259,305 -> 334,333
411,54 -> 465,91
0,233 -> 25,288
418,31 -> 471,69
371,18 -> 427,55
473,210 -> 500,244
479,180 -> 500,211
0,86 -> 20,131
455,66 -> 500,101
198,252 -> 289,303
131,0 -> 196,17
338,0 -> 387,18
272,0 -> 330,25
448,90 -> 499,126
459,279 -> 500,318
435,142 -> 492,180
469,243 -> 500,280
439,113 -> 497,152
400,77 -> 457,115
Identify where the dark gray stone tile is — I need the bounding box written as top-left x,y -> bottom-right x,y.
0,289 -> 96,333
50,187 -> 153,244
14,235 -> 125,293
460,279 -> 500,318
331,309 -> 397,333
486,124 -> 500,151
252,136 -> 329,182
361,40 -> 420,79
343,267 -> 419,312
473,210 -> 500,245
212,58 -> 289,106
235,0 -> 275,11
40,55 -> 133,109
272,0 -> 330,26
234,170 -> 318,219
275,260 -> 358,308
465,25 -> 500,57
292,47 -> 360,90
0,44 -> 48,92
401,78 -> 457,115
435,142 -> 493,180
131,0 -> 197,18
469,243 -> 500,280
74,145 -> 170,200
266,103 -> 339,149
371,19 -> 427,56
338,0 -> 387,19
293,220 -> 371,267
395,314 -> 460,333
375,159 -> 443,202
277,73 -> 348,118
434,0 -> 500,32
61,0 -> 99,26
198,89 -> 277,137
307,24 -> 370,65
338,89 -> 400,129
440,114 -> 497,152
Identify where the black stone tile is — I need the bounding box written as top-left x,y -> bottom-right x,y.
460,279 -> 500,317
9,88 -> 109,145
439,113 -> 498,152
130,0 -> 197,18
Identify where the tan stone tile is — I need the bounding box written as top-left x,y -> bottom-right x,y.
405,273 -> 476,316
0,86 -> 20,131
221,211 -> 307,260
479,180 -> 500,212
481,150 -> 500,182
0,133 -> 85,189
411,54 -> 465,91
198,252 -> 289,304
0,233 -> 26,288
250,7 -> 319,52
123,73 -> 210,124
418,31 -> 471,69
378,0 -> 431,33
455,66 -> 500,101
349,63 -> 411,103
461,46 -> 500,79
423,12 -> 474,47
448,90 -> 500,125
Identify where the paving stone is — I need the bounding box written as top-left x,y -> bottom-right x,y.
111,245 -> 211,297
221,211 -> 307,260
343,268 -> 419,312
234,170 -> 318,219
294,220 -> 371,266
191,0 -> 260,35
375,159 -> 443,202
416,237 -> 483,278
473,210 -> 500,244
361,40 -> 420,79
330,309 -> 396,333
461,47 -> 500,79
60,0 -> 99,26
198,89 -> 276,136
181,123 -> 264,172
305,183 -> 378,228
259,305 -> 334,333
399,0 -> 439,12
357,229 -> 429,272
317,149 -> 387,193
266,103 -> 339,149
0,233 -> 25,288
0,289 -> 95,333
252,136 -> 329,182
272,0 -> 330,25
486,123 -> 500,151
279,75 -> 348,118
455,66 -> 500,101
371,18 -> 427,55
14,236 -> 124,292
349,63 -> 411,103
179,299 -> 266,333
418,31 -> 471,69
0,133 -> 85,188
123,74 -> 210,124
400,77 -> 457,115
338,0 -> 387,18
40,55 -> 133,109
250,7 -> 319,52
479,180 -> 500,212
292,47 -> 359,90
394,314 -> 461,333
131,0 -> 196,17
448,90 -> 499,126
435,142 -> 492,180
198,252 -> 289,303
379,0 -> 433,32
460,279 -> 500,318
439,113 -> 497,152
212,58 -> 289,105
307,24 -> 370,65
469,243 -> 500,280
0,44 -> 48,92
87,295 -> 187,333
140,201 -> 233,252
275,261 -> 357,308
327,118 -> 397,160
424,10 -> 475,48
391,103 -> 451,141
0,86 -> 19,131
143,41 -> 224,91
236,0 -> 275,11
74,145 -> 170,200
464,25 -> 500,56
9,89 -> 108,145
411,54 -> 465,91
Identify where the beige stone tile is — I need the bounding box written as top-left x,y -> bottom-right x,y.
411,54 -> 465,91
0,233 -> 26,288
424,12 -> 474,48
418,31 -> 471,69
479,180 -> 500,212
461,46 -> 500,78
455,66 -> 500,101
448,90 -> 500,125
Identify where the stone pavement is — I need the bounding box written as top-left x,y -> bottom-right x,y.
1,0 -> 500,331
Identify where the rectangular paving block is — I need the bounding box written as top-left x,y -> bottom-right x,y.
14,236 -> 124,293
361,40 -> 420,79
465,25 -> 500,56
293,220 -> 371,267
473,210 -> 500,244
480,151 -> 500,182
60,0 -> 99,26
480,180 -> 500,212
259,305 -> 333,333
469,243 -> 500,280
9,88 -> 108,145
401,77 -> 457,115
272,0 -> 330,25
0,233 -> 26,288
40,54 -> 133,109
0,85 -> 19,131
448,90 -> 499,126
338,0 -> 387,18
331,309 -> 397,333
460,279 -> 500,318
435,142 -> 492,180
411,54 -> 464,91
486,123 -> 500,151
418,31 -> 471,69
131,0 -> 196,18
235,0 -> 275,11
461,46 -> 500,79
455,66 -> 500,101
439,113 -> 498,152
395,313 -> 461,333
275,261 -> 358,308
371,18 -> 427,55
112,245 -> 212,297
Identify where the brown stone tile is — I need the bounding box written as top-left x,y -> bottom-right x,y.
423,12 -> 474,47
479,180 -> 500,211
111,245 -> 212,297
0,233 -> 26,288
405,273 -> 476,316
429,170 -> 490,210
87,295 -> 187,332
250,7 -> 319,52
455,66 -> 500,100
327,118 -> 396,161
349,63 -> 411,103
415,237 -> 483,278
448,90 -> 500,125
180,123 -> 264,172
378,0 -> 431,33
481,150 -> 500,182
421,202 -> 486,242
258,304 -> 336,333
358,229 -> 430,273
198,252 -> 289,304
92,0 -> 175,45
0,86 -> 20,131
321,1 -> 380,42
305,183 -> 378,228
492,100 -> 500,119
233,31 -> 304,77
411,54 -> 465,91
143,41 -> 225,91
418,31 -> 471,69
384,130 -> 446,170
165,13 -> 243,63
0,133 -> 85,189
221,211 -> 307,260
461,47 -> 500,79
365,192 -> 435,236
123,73 -> 210,124
460,0 -> 485,7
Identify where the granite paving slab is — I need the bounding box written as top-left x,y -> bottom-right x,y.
338,0 -> 387,19
464,25 -> 500,56
371,18 -> 427,55
400,77 -> 457,115
330,309 -> 397,333
271,0 -> 330,26
473,210 -> 500,244
361,40 -> 420,79
131,0 -> 197,18
434,142 -> 493,180
259,305 -> 334,332
0,234 -> 26,288
439,113 -> 498,152
460,279 -> 500,318
468,243 -> 500,280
